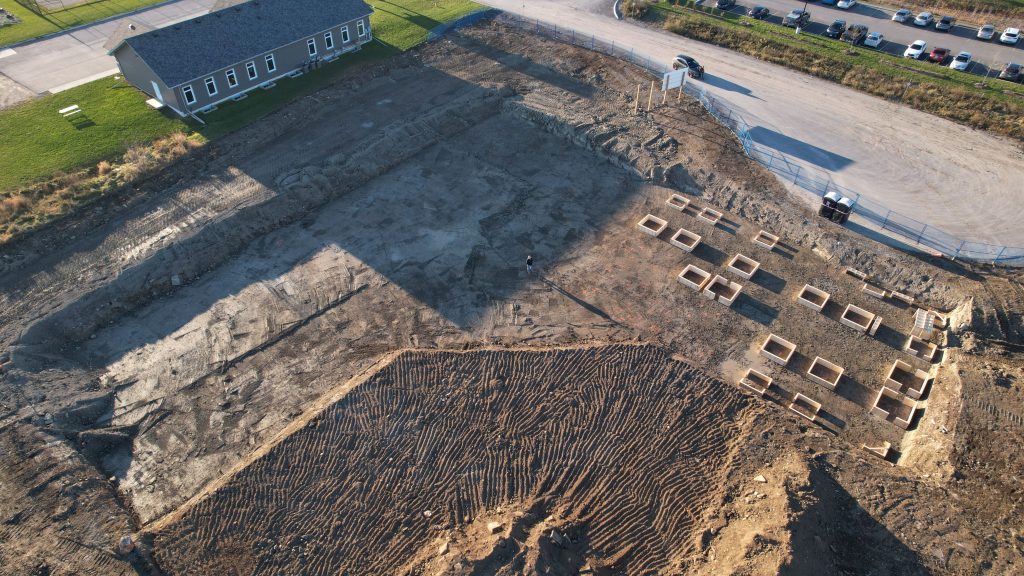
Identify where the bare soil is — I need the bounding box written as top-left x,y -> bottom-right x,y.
0,20 -> 1022,576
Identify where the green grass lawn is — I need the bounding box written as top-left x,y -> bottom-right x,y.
0,0 -> 168,46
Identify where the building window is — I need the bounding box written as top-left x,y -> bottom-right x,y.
182,85 -> 196,105
225,68 -> 238,88
324,31 -> 334,50
307,38 -> 317,56
357,20 -> 366,38
246,61 -> 258,80
205,77 -> 217,96
265,53 -> 276,73
341,26 -> 350,43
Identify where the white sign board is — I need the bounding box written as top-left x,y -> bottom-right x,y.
662,69 -> 686,91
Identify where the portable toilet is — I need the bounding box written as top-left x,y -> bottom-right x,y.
820,191 -> 840,219
832,197 -> 854,224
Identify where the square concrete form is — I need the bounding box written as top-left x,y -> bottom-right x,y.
727,253 -> 760,280
807,356 -> 844,389
904,335 -> 937,361
703,275 -> 742,306
845,267 -> 869,281
739,368 -> 772,396
760,334 -> 796,366
669,228 -> 702,252
885,360 -> 933,400
862,283 -> 888,299
637,214 -> 668,237
678,264 -> 712,291
796,284 -> 830,313
862,441 -> 893,464
753,230 -> 780,250
789,393 -> 821,423
698,207 -> 723,225
666,194 -> 691,212
871,386 -> 917,429
840,304 -> 876,333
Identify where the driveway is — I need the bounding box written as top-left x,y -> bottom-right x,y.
0,0 -> 218,104
482,0 -> 1024,249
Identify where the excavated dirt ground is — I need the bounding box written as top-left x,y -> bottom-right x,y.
0,19 -> 1023,576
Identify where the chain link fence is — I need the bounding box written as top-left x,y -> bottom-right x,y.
437,11 -> 1024,265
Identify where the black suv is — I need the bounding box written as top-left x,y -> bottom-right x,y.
999,62 -> 1022,82
715,0 -> 736,9
841,24 -> 868,44
825,19 -> 847,38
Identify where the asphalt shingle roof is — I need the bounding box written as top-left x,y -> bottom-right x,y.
122,0 -> 373,88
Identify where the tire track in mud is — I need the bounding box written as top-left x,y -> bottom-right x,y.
150,344 -> 757,575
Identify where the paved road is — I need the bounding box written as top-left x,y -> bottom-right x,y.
721,0 -> 1024,74
483,0 -> 1024,247
0,0 -> 217,102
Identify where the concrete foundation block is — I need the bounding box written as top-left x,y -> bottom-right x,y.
740,368 -> 772,396
698,207 -> 723,224
796,284 -> 830,313
871,386 -> 917,429
637,214 -> 668,237
789,393 -> 821,422
669,228 -> 702,252
904,335 -> 937,361
753,230 -> 779,250
845,267 -> 869,281
862,441 -> 893,463
666,194 -> 690,211
868,316 -> 883,336
840,303 -> 876,333
703,275 -> 742,306
890,291 -> 915,305
760,334 -> 796,366
862,283 -> 888,299
727,253 -> 760,280
807,356 -> 844,389
678,264 -> 712,291
885,360 -> 933,400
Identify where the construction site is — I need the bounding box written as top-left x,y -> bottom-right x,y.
0,17 -> 1022,575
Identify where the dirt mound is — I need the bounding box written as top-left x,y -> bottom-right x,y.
148,344 -> 760,574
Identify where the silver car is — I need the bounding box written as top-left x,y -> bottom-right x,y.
977,24 -> 995,40
892,8 -> 911,22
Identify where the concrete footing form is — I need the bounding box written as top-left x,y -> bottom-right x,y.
789,393 -> 821,422
637,214 -> 667,237
698,207 -> 722,224
665,194 -> 690,212
807,356 -> 844,389
840,304 -> 876,333
904,335 -> 937,361
670,228 -> 702,252
862,283 -> 888,299
678,264 -> 712,291
760,334 -> 796,366
885,360 -> 933,400
727,253 -> 760,280
862,441 -> 893,464
739,368 -> 772,396
703,275 -> 742,306
796,284 -> 829,313
871,386 -> 917,429
752,230 -> 779,250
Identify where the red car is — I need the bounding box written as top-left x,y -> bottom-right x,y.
927,47 -> 950,63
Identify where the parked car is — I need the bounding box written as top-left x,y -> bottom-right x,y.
672,54 -> 705,79
949,51 -> 972,70
837,0 -> 857,9
1001,27 -> 1021,45
842,24 -> 868,44
976,24 -> 995,40
747,6 -> 769,19
825,19 -> 847,38
935,15 -> 956,31
821,0 -> 836,5
999,62 -> 1022,82
783,9 -> 811,28
913,12 -> 933,26
864,31 -> 884,47
904,40 -> 927,59
714,0 -> 735,10
892,9 -> 912,23
927,47 -> 950,63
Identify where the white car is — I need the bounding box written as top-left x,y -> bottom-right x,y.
949,51 -> 972,71
864,31 -> 884,47
904,40 -> 927,59
977,24 -> 995,40
913,12 -> 933,26
837,0 -> 856,8
1001,27 -> 1021,45
892,8 -> 911,22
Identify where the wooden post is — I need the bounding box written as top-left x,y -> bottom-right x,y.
634,84 -> 641,114
661,85 -> 667,105
678,82 -> 683,102
647,80 -> 654,111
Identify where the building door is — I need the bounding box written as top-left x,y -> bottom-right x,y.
151,81 -> 163,103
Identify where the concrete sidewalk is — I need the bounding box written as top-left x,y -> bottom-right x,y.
0,0 -> 217,104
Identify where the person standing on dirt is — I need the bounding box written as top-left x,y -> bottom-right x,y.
527,255 -> 534,274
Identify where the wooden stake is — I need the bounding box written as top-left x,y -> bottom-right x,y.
678,82 -> 683,102
647,80 -> 654,111
634,84 -> 641,114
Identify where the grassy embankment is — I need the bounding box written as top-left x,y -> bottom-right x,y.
0,0 -> 483,242
0,0 -> 167,46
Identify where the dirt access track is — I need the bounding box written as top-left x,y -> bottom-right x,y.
0,19 -> 1023,575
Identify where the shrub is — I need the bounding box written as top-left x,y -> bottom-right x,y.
622,0 -> 650,18
97,160 -> 112,176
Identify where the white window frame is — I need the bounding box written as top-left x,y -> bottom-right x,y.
225,68 -> 238,88
357,20 -> 366,38
204,76 -> 217,96
265,54 -> 276,73
246,61 -> 258,80
307,38 -> 317,56
324,31 -> 334,50
341,26 -> 350,43
182,84 -> 196,105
